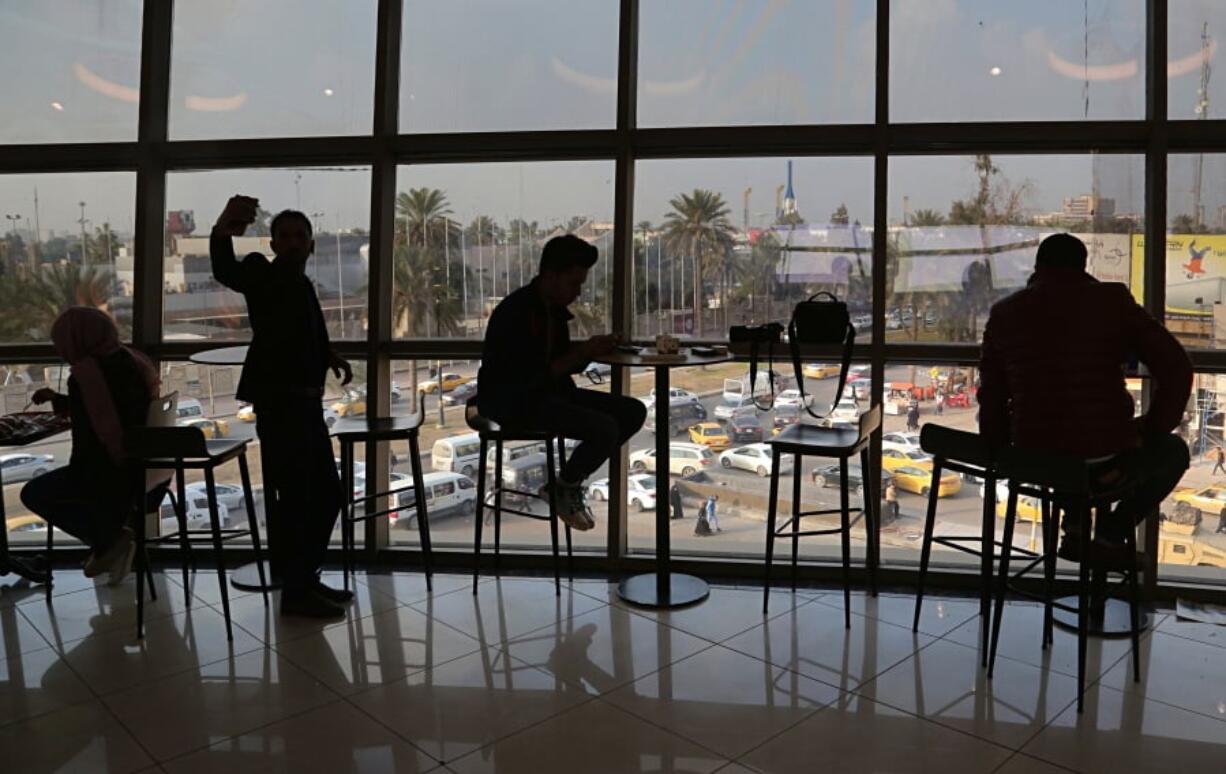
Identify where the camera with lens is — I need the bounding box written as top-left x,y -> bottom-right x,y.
729,322 -> 784,345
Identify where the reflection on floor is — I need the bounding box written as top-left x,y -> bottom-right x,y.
1,566 -> 1223,773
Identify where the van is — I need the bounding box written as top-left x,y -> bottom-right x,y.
645,401 -> 708,435
389,471 -> 477,526
722,370 -> 787,404
485,438 -> 580,471
432,432 -> 482,477
486,452 -> 550,506
176,397 -> 204,421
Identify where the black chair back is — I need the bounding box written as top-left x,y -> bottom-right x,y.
920,424 -> 994,467
126,425 -> 210,460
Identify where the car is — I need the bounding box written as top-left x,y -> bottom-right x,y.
418,372 -> 469,393
629,443 -> 714,477
881,431 -> 922,453
0,453 -> 56,483
331,389 -> 367,417
714,393 -> 757,421
157,495 -> 231,532
586,474 -> 656,511
237,404 -> 256,422
645,387 -> 700,407
162,481 -> 249,514
6,514 -> 47,538
831,398 -> 860,422
881,447 -> 935,472
981,481 -> 1043,522
725,414 -> 764,443
802,363 -> 841,380
389,381 -> 403,402
846,365 -> 870,384
322,407 -> 339,427
645,401 -> 708,436
722,371 -> 787,404
1171,485 -> 1226,523
176,398 -> 205,421
892,465 -> 961,497
442,380 -> 478,406
178,417 -> 230,439
811,463 -> 891,496
774,389 -> 813,409
688,421 -> 730,449
719,443 -> 793,477
772,403 -> 801,432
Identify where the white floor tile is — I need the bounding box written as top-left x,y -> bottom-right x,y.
1099,630 -> 1226,723
445,699 -> 729,774
0,699 -> 153,774
413,577 -> 606,645
603,644 -> 840,759
224,581 -> 402,647
993,753 -> 1078,773
612,585 -> 817,644
816,590 -> 983,637
357,571 -> 472,607
0,605 -> 53,659
1155,614 -> 1226,651
0,642 -> 93,726
18,574 -> 192,646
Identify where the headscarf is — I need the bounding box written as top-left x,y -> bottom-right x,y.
50,307 -> 160,463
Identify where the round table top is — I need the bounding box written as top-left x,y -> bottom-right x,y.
593,347 -> 730,368
188,345 -> 249,366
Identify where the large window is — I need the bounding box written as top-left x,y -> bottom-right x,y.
1165,154 -> 1226,349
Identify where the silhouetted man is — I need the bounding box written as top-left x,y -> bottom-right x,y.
211,195 -> 353,619
979,233 -> 1193,562
478,235 -> 646,531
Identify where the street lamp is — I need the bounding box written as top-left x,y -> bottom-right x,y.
3,214 -> 21,266
310,211 -> 324,284
77,201 -> 89,266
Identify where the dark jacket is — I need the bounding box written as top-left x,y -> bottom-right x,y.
978,268 -> 1192,457
210,232 -> 331,405
477,278 -> 579,415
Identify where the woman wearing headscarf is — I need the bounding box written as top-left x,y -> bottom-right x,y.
20,307 -> 159,583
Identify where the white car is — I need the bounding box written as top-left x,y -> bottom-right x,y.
881,431 -> 922,453
160,482 -> 248,514
0,453 -> 55,483
645,387 -> 700,407
719,444 -> 793,477
831,398 -> 860,422
157,495 -> 231,533
629,443 -> 714,477
713,394 -> 757,421
774,389 -> 813,409
587,474 -> 656,511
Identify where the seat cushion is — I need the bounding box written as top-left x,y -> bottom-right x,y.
768,423 -> 864,455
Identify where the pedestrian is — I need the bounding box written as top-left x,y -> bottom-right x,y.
705,494 -> 722,533
1213,446 -> 1226,476
693,508 -> 712,536
670,482 -> 685,520
884,479 -> 899,523
935,390 -> 945,415
906,401 -> 920,432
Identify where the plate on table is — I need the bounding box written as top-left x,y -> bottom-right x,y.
0,412 -> 71,444
637,349 -> 688,363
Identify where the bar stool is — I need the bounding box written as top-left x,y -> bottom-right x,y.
127,425 -> 270,641
911,425 -> 1040,665
763,405 -> 882,624
466,400 -> 573,595
334,410 -> 432,592
988,445 -> 1144,713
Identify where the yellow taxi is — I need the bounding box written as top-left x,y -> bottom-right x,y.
688,421 -> 731,449
995,495 -> 1043,522
881,447 -> 935,472
1172,485 -> 1226,519
6,514 -> 46,536
892,465 -> 961,497
236,404 -> 256,423
802,363 -> 841,380
418,372 -> 470,394
331,390 -> 367,418
179,417 -> 230,439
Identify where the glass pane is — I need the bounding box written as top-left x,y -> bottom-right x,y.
1169,1 -> 1226,119
0,172 -> 136,343
169,0 -> 377,139
163,166 -> 372,343
891,0 -> 1145,122
1,363 -> 74,547
401,1 -> 618,133
624,363 -> 875,563
634,157 -> 873,340
1165,153 -> 1226,349
887,154 -> 1145,344
0,3 -> 142,143
1161,372 -> 1226,584
393,161 -> 615,340
638,0 -> 875,127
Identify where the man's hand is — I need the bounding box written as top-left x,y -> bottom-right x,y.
213,195 -> 259,237
329,352 -> 353,386
584,334 -> 618,358
30,387 -> 59,405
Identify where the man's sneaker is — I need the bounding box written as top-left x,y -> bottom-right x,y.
314,579 -> 355,605
106,532 -> 138,587
85,528 -> 134,580
545,481 -> 593,531
281,589 -> 347,619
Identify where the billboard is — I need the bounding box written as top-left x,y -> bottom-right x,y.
1134,233 -> 1226,311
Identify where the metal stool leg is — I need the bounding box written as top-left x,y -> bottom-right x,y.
135,496 -> 146,640
838,456 -> 852,629
341,439 -> 354,592
979,473 -> 996,663
790,453 -> 801,592
493,440 -> 504,575
545,440 -> 561,596
763,448 -> 782,613
860,448 -> 879,598
238,452 -> 269,607
204,468 -> 234,642
173,467 -> 192,606
1042,498 -> 1057,649
473,438 -> 489,593
913,458 -> 943,632
988,484 -> 1020,679
1125,521 -> 1143,683
408,433 -> 433,591
558,438 -> 573,580
44,515 -> 54,601
1076,503 -> 1092,713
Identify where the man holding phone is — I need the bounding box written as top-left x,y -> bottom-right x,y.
478,235 -> 646,530
211,195 -> 353,619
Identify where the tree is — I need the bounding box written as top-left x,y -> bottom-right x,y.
0,262 -> 114,342
830,204 -> 850,226
87,223 -> 120,266
249,207 -> 272,237
947,154 -> 1031,226
910,208 -> 946,227
395,188 -> 458,249
564,215 -> 588,233
391,242 -> 461,339
662,189 -> 736,338
1172,213 -> 1211,234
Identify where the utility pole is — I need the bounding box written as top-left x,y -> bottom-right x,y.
336,226 -> 344,336
4,214 -> 21,267
742,187 -> 751,233
1193,21 -> 1213,227
32,187 -> 41,266
77,201 -> 89,266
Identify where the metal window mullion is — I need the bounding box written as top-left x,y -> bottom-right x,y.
868,0 -> 890,561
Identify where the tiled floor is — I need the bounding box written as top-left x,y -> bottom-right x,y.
1,567 -> 1224,773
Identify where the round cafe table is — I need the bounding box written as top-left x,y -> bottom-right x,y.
593,346 -> 730,609
188,346 -> 277,591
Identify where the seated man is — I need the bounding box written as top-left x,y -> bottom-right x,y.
478,235 -> 647,531
978,233 -> 1193,562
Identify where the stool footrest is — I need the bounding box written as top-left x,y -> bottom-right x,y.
346,506 -> 401,522
349,489 -> 405,505
149,528 -> 253,545
775,509 -> 866,538
489,507 -> 551,521
491,487 -> 545,501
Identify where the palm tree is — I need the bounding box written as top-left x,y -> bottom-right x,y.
392,243 -> 461,339
662,190 -> 736,338
0,262 -> 114,342
395,188 -> 458,249
910,208 -> 946,227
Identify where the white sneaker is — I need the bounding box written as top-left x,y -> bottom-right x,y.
106,529 -> 137,586
547,482 -> 593,532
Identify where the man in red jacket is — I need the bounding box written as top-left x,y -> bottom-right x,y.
978,233 -> 1193,561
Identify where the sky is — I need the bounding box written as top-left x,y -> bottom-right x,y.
1,1 -> 1224,237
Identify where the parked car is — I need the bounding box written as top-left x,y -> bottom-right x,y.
714,393 -> 757,421
629,443 -> 714,477
881,431 -> 922,453
980,480 -> 1043,522
161,481 -> 248,514
893,465 -> 961,497
645,387 -> 700,407
331,389 -> 367,417
831,397 -> 860,422
802,363 -> 841,380
719,444 -> 792,477
687,421 -> 731,449
771,403 -> 801,434
1172,485 -> 1226,524
176,398 -> 205,421
810,463 -> 891,496
645,401 -> 708,435
157,495 -> 231,532
442,380 -> 478,406
0,453 -> 55,483
178,417 -> 230,439
389,471 -> 477,525
6,514 -> 47,537
774,388 -> 813,409
881,448 -> 935,472
432,432 -> 482,477
722,371 -> 787,404
418,372 -> 469,393
586,474 -> 656,511
725,414 -> 764,443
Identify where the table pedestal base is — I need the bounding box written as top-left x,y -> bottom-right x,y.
617,573 -> 709,609
231,560 -> 280,592
1051,596 -> 1150,638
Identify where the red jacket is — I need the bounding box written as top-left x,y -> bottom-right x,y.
978,268 -> 1192,457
